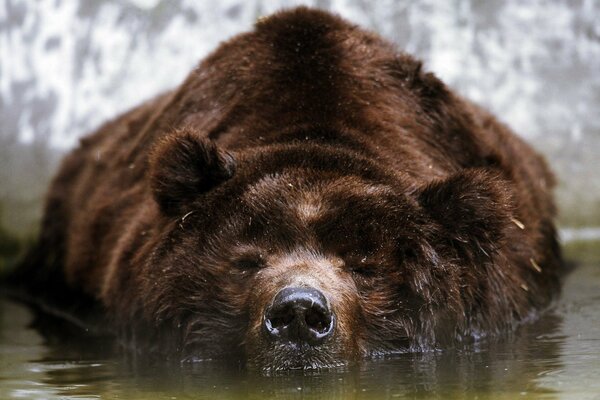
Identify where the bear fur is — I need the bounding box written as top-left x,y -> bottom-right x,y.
10,7 -> 562,369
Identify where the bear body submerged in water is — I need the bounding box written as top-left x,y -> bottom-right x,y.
11,8 -> 562,370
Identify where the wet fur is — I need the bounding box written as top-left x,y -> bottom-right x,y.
9,7 -> 562,369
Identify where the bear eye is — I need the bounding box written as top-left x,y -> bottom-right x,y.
233,253 -> 265,271
348,257 -> 378,278
350,265 -> 377,278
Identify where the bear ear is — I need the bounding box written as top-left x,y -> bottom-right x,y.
417,169 -> 514,250
149,128 -> 236,216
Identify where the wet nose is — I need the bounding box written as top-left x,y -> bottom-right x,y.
264,287 -> 335,345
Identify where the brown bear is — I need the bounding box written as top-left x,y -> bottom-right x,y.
9,7 -> 563,370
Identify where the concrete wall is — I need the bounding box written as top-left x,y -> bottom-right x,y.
1,0 -> 599,247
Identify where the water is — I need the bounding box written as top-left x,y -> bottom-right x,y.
1,241 -> 599,400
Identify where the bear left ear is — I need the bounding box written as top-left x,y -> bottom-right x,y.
149,128 -> 236,216
417,169 -> 514,249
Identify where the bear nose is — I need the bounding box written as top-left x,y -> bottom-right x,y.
264,287 -> 335,345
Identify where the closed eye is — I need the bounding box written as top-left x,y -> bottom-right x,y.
348,257 -> 379,278
351,267 -> 377,278
233,253 -> 265,270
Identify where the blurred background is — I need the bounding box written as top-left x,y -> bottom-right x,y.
1,0 -> 599,265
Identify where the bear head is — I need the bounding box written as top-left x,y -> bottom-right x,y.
141,127 -> 520,370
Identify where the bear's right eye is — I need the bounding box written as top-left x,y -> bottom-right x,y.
233,254 -> 265,271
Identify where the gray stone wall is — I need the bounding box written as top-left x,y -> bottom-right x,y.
1,0 -> 599,243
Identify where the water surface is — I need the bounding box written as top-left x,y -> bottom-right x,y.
1,241 -> 599,399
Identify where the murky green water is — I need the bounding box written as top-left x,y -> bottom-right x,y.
1,241 -> 599,400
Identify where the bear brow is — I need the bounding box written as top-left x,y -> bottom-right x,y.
236,204 -> 312,249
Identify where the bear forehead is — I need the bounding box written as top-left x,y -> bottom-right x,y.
221,171 -> 418,256
241,172 -> 400,222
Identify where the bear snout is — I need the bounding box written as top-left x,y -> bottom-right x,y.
263,286 -> 335,346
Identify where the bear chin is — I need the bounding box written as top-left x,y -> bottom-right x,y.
251,344 -> 347,371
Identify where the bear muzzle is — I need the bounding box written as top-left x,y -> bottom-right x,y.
263,286 -> 335,346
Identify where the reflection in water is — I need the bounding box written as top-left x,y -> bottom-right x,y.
1,241 -> 600,399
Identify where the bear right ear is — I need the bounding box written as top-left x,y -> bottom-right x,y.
149,128 -> 236,216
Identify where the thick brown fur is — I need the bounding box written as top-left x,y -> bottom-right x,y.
10,7 -> 562,369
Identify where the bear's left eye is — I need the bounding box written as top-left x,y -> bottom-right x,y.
233,253 -> 265,271
348,257 -> 379,278
350,265 -> 377,278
